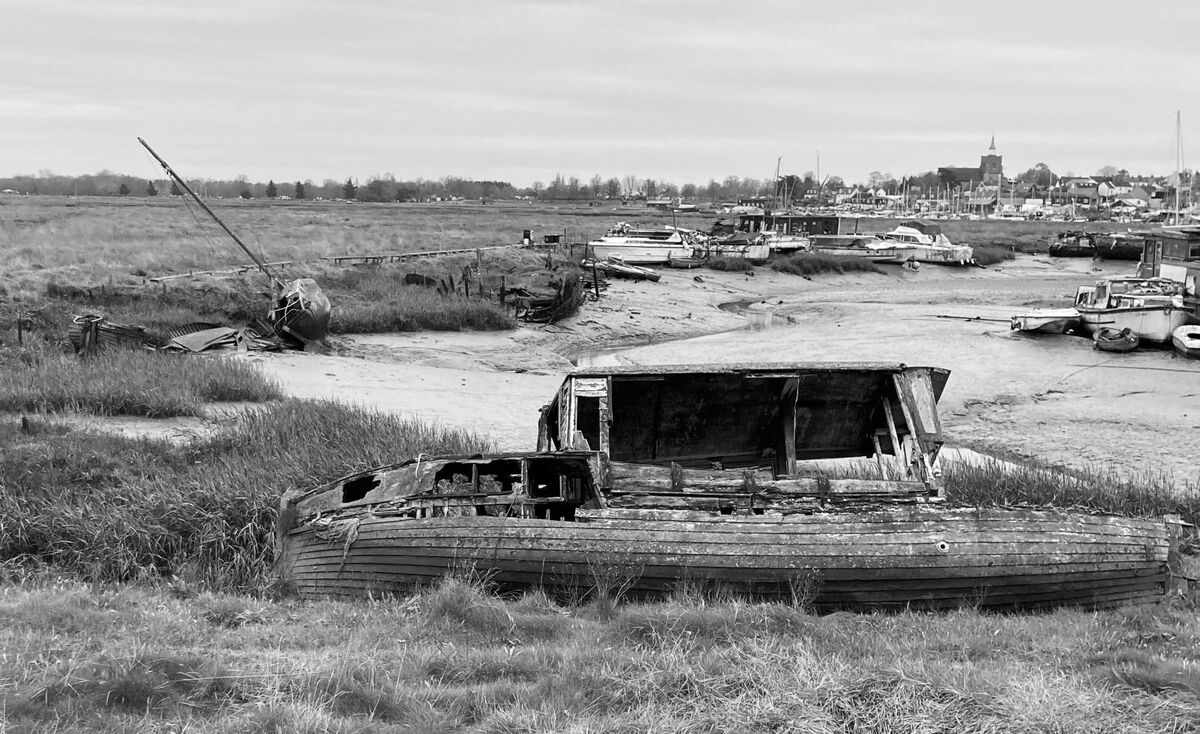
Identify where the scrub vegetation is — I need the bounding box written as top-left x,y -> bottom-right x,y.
771,252 -> 885,276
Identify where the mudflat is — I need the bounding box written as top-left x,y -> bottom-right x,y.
249,254 -> 1200,485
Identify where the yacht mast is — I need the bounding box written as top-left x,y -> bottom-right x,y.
1175,110 -> 1183,225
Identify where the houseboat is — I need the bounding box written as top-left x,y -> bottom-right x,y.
276,362 -> 1185,611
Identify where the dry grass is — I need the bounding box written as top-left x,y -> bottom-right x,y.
1,569 -> 1196,733
0,340 -> 281,417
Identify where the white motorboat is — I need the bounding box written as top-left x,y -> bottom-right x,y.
1073,277 -> 1194,344
878,221 -> 974,265
588,222 -> 696,265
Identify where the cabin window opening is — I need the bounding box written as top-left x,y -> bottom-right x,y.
718,504 -> 734,516
576,396 -> 602,452
433,463 -> 478,495
341,474 -> 380,504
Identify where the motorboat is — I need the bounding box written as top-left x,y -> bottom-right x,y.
1073,277 -> 1194,344
877,221 -> 974,265
588,222 -> 696,265
1010,308 -> 1082,334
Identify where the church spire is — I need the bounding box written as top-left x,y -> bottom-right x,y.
988,134 -> 996,152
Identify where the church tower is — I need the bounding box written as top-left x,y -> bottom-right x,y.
980,135 -> 1003,186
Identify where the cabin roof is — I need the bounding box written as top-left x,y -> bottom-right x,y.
566,361 -> 922,378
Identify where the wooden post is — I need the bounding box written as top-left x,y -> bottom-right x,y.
499,275 -> 506,305
591,261 -> 600,298
880,397 -> 906,475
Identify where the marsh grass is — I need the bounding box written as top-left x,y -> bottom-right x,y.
2,571 -> 1197,733
771,252 -> 884,276
971,243 -> 1017,267
0,342 -> 280,417
703,256 -> 755,272
0,400 -> 493,589
941,458 -> 1200,526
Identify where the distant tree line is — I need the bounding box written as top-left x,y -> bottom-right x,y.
0,165 -> 1180,203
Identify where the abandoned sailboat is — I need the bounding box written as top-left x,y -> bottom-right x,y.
139,137 -> 331,346
277,362 -> 1184,610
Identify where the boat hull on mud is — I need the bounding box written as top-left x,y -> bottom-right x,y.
1011,308 -> 1081,334
1172,325 -> 1200,358
278,507 -> 1177,611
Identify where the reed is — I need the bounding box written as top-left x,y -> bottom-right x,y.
0,400 -> 494,590
703,256 -> 755,272
0,344 -> 280,417
771,252 -> 884,276
941,458 -> 1200,526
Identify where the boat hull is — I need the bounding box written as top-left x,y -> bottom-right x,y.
279,507 -> 1175,611
1172,325 -> 1200,358
1011,308 -> 1081,334
1077,306 -> 1194,344
589,240 -> 693,265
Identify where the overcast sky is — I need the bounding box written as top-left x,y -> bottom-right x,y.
4,0 -> 1197,186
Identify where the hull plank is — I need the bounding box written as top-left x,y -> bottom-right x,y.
279,509 -> 1175,610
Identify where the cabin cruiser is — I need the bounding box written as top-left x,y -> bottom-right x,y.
877,220 -> 974,265
588,222 -> 697,265
1073,277 -> 1195,344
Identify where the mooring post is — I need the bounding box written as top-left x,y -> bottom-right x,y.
592,261 -> 600,299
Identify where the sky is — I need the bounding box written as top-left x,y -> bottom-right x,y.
3,0 -> 1198,187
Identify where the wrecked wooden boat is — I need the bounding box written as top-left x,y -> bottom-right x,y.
276,362 -> 1185,610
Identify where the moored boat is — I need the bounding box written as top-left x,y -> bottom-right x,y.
705,232 -> 772,264
588,223 -> 696,265
1010,307 -> 1081,334
877,221 -> 974,265
666,253 -> 708,269
581,257 -> 662,282
276,362 -> 1186,611
1094,327 -> 1139,352
1096,231 -> 1148,261
1048,231 -> 1097,258
1171,324 -> 1200,358
1073,277 -> 1193,344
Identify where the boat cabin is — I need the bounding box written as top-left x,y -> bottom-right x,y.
1138,226 -> 1200,299
716,214 -> 863,238
537,363 -> 949,485
1074,277 -> 1185,310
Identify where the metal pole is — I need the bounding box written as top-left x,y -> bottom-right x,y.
137,137 -> 278,285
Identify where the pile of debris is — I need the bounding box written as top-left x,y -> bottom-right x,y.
67,314 -> 289,357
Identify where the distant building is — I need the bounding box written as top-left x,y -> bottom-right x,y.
937,136 -> 1005,189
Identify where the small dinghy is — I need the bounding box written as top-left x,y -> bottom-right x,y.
1093,327 -> 1139,352
1171,324 -> 1200,358
1010,307 -> 1081,334
666,253 -> 708,269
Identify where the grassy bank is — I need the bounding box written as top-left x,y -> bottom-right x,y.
771,252 -> 884,276
1,572 -> 1197,733
0,344 -> 280,417
0,401 -> 493,589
